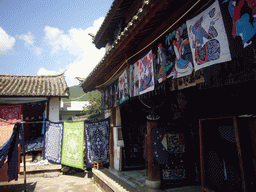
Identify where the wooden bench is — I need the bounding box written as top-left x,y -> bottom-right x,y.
93,161 -> 103,170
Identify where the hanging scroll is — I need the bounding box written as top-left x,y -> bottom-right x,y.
129,63 -> 140,97
139,50 -> 155,95
165,23 -> 194,79
84,118 -> 110,168
119,69 -> 129,104
186,0 -> 231,71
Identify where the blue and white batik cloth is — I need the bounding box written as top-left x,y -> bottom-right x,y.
43,121 -> 64,164
84,118 -> 110,168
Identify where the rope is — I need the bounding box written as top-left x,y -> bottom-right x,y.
95,0 -> 202,89
0,118 -> 85,125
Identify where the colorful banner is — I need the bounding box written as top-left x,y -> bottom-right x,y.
139,50 -> 155,95
220,0 -> 256,51
0,104 -> 22,126
186,0 -> 231,71
84,118 -> 110,168
61,121 -> 84,169
164,23 -> 194,79
44,121 -> 63,164
119,69 -> 129,104
0,123 -> 21,182
112,79 -> 119,106
154,43 -> 167,83
129,62 -> 140,97
0,125 -> 14,147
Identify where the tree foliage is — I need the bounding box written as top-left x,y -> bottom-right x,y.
82,90 -> 102,116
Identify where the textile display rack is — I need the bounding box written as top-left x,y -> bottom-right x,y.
1,117 -> 89,192
0,118 -> 27,192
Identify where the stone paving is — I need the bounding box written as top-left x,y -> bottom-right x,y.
98,168 -> 202,192
0,171 -> 103,192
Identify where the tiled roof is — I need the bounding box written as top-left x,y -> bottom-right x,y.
81,0 -> 152,92
93,0 -> 139,49
0,73 -> 69,97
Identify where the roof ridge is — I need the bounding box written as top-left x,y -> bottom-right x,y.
0,71 -> 66,78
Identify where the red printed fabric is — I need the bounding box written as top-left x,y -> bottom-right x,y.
0,104 -> 22,126
0,104 -> 22,146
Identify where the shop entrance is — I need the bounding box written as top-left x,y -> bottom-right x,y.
199,116 -> 256,192
120,99 -> 147,170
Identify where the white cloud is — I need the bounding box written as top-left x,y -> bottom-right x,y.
37,68 -> 59,76
42,17 -> 105,86
0,27 -> 15,54
17,32 -> 42,55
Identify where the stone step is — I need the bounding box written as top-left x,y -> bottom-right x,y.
20,164 -> 61,173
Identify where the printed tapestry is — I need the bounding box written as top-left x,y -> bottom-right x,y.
119,69 -> 129,104
103,86 -> 110,110
151,127 -> 169,164
186,0 -> 231,71
164,23 -> 194,79
0,123 -> 21,181
139,50 -> 155,95
84,118 -> 110,168
217,0 -> 256,79
0,125 -> 14,147
23,136 -> 44,153
112,79 -> 119,106
61,121 -> 84,169
102,79 -> 119,109
220,0 -> 256,52
44,121 -> 63,164
0,104 -> 22,126
129,62 -> 140,97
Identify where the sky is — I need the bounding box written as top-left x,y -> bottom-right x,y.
0,0 -> 113,87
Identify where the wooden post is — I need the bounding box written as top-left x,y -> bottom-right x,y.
109,107 -> 116,169
21,115 -> 27,192
147,121 -> 161,181
233,116 -> 246,192
199,119 -> 205,191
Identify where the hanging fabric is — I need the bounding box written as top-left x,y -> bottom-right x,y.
119,69 -> 129,104
41,112 -> 46,135
129,62 -> 140,97
0,123 -> 21,181
186,0 -> 231,71
61,121 -> 84,169
84,118 -> 110,168
0,124 -> 15,147
139,50 -> 155,95
43,121 -> 63,164
21,137 -> 44,153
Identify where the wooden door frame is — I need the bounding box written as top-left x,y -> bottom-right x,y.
199,116 -> 246,192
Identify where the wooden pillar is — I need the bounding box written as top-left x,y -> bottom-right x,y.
109,107 -> 116,169
147,121 -> 161,181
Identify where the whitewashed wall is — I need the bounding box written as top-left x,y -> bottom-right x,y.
49,97 -> 60,122
114,107 -> 123,171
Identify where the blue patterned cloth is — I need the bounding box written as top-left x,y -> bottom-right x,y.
43,121 -> 63,164
151,127 -> 169,164
84,118 -> 110,168
0,123 -> 21,181
21,136 -> 44,153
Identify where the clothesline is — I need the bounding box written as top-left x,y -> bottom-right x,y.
0,118 -> 87,125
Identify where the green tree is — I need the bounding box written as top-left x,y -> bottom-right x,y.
82,90 -> 103,116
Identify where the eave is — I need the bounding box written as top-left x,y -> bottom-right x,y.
82,0 -> 211,93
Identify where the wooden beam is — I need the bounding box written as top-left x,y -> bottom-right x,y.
94,0 -> 124,46
83,0 -> 170,91
233,116 -> 247,192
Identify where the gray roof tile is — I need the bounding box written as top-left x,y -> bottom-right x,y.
0,73 -> 69,97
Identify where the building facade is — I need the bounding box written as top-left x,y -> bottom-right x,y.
0,73 -> 69,182
81,0 -> 256,191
